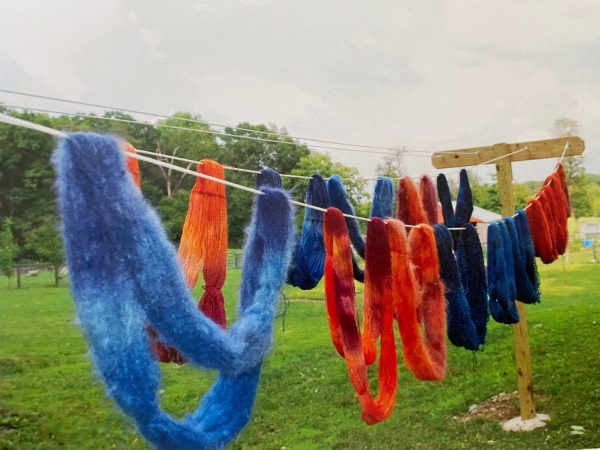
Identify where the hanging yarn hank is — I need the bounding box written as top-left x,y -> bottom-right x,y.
455,223 -> 489,344
327,175 -> 365,282
437,169 -> 473,228
504,214 -> 540,304
370,177 -> 394,219
178,159 -> 229,328
525,197 -> 557,264
487,222 -> 519,324
434,224 -> 481,351
286,173 -> 329,290
323,208 -> 398,424
396,176 -> 428,225
54,132 -> 295,450
389,221 -> 446,380
543,172 -> 569,255
122,142 -> 184,364
419,175 -> 439,225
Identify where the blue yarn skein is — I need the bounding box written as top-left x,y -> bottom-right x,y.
513,210 -> 541,303
434,224 -> 481,350
456,223 -> 489,347
437,169 -> 474,228
370,177 -> 394,219
256,167 -> 283,189
487,221 -> 520,324
285,174 -> 329,290
54,133 -> 295,450
327,175 -> 366,258
327,174 -> 365,282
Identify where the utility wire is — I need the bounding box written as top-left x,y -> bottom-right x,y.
0,89 -> 434,155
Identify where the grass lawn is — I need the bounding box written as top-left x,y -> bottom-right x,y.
0,247 -> 599,449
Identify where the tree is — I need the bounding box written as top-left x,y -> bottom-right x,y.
376,147 -> 405,179
25,220 -> 64,287
551,118 -> 591,218
0,218 -> 18,286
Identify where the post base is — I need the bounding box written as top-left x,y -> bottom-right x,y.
502,413 -> 550,432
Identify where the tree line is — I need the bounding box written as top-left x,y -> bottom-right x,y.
0,109 -> 597,286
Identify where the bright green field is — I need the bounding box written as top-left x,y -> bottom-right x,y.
1,248 -> 599,449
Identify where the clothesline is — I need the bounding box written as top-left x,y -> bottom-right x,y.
0,112 -> 568,229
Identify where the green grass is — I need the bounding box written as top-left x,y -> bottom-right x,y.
1,248 -> 599,449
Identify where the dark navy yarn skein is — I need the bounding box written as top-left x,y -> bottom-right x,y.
434,224 -> 481,350
456,223 -> 489,347
513,210 -> 540,303
285,174 -> 329,290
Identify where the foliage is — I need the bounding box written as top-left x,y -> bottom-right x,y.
375,147 -> 405,179
0,218 -> 18,279
24,220 -> 64,267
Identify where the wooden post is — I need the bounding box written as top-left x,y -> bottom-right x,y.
431,136 -> 585,421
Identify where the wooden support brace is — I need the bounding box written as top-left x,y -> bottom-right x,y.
431,136 -> 585,421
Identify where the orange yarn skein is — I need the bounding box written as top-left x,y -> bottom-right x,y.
388,220 -> 447,381
178,160 -> 228,328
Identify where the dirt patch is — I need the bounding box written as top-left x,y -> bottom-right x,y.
454,391 -> 549,422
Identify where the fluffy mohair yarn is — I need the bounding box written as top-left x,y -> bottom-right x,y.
437,169 -> 473,228
122,143 -> 184,364
526,198 -> 557,264
487,222 -> 519,324
327,175 -> 365,282
455,223 -> 489,347
419,175 -> 439,225
505,213 -> 540,304
396,177 -> 428,225
286,174 -> 329,290
390,221 -> 446,380
370,177 -> 394,219
53,133 -> 295,450
434,224 -> 481,351
323,209 -> 398,425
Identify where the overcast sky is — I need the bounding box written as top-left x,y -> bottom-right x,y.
0,0 -> 598,183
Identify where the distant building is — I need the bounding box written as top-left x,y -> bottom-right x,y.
438,202 -> 502,244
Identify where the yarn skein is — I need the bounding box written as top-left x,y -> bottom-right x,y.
396,177 -> 428,225
327,175 -> 365,282
505,214 -> 540,304
526,198 -> 557,264
455,223 -> 489,346
487,222 -> 519,324
122,143 -> 184,364
389,221 -> 446,380
178,160 -> 228,329
542,174 -> 569,255
437,169 -> 474,228
256,167 -> 283,189
556,163 -> 571,216
323,209 -> 398,424
54,132 -> 295,450
123,143 -> 141,188
419,175 -> 439,225
370,177 -> 394,219
434,224 -> 481,350
513,209 -> 540,303
286,174 -> 329,290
